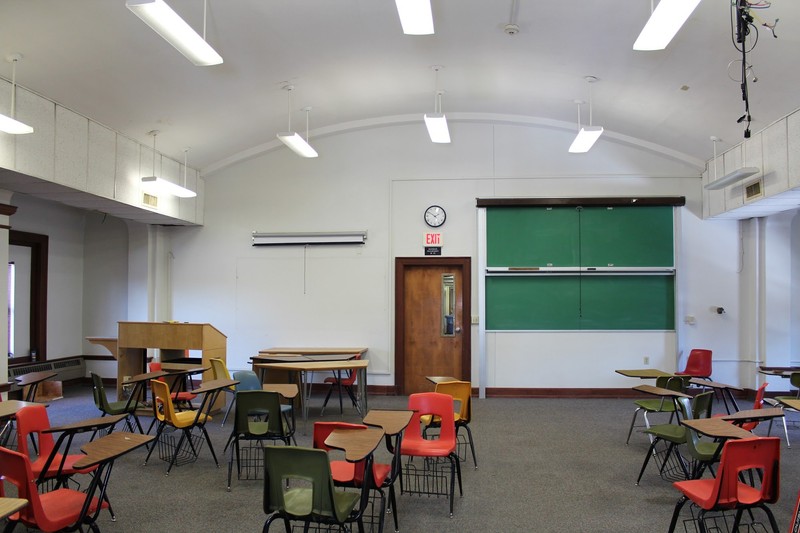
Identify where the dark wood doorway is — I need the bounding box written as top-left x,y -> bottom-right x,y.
395,257 -> 471,395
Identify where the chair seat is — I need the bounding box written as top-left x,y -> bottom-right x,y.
634,398 -> 676,412
282,487 -> 360,520
372,463 -> 391,486
172,391 -> 197,401
172,410 -> 210,428
401,438 -> 455,457
35,489 -> 106,530
643,423 -> 685,444
105,400 -> 146,415
30,453 -> 95,478
673,478 -> 763,510
692,441 -> 721,461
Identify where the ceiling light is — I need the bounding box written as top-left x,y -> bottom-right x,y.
568,77 -> 603,153
0,54 -> 33,135
633,0 -> 702,51
277,87 -> 318,158
141,131 -> 198,198
126,0 -> 223,66
395,0 -> 434,35
424,66 -> 450,143
704,167 -> 759,190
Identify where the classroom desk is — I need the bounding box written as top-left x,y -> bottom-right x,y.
689,378 -> 742,414
325,427 -> 384,463
41,413 -> 126,486
363,409 -> 414,437
777,398 -> 800,411
616,369 -> 673,379
721,407 -> 785,426
0,498 -> 28,520
262,383 -> 299,399
14,371 -> 57,402
0,399 -> 40,446
681,417 -> 755,441
258,347 -> 368,358
255,359 -> 369,425
758,366 -> 800,377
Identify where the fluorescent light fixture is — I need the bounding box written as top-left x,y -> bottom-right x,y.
0,114 -> 33,135
126,0 -> 223,66
633,0 -> 702,51
569,126 -> 604,153
704,167 -> 759,190
141,176 -> 197,198
424,113 -> 450,143
277,132 -> 318,158
252,231 -> 367,246
395,0 -> 434,35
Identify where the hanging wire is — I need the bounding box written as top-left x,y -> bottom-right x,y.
10,57 -> 18,119
183,148 -> 189,188
285,86 -> 293,131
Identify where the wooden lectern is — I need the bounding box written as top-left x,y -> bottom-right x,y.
115,322 -> 227,412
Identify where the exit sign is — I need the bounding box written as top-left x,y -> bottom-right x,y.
424,233 -> 442,246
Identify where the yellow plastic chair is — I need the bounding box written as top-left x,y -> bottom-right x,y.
143,379 -> 218,475
209,358 -> 236,426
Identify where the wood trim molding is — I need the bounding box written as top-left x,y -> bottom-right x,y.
9,230 -> 48,363
82,354 -> 117,361
485,387 -> 751,399
476,197 -> 686,208
0,203 -> 18,217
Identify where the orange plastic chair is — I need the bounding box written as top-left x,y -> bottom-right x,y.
0,446 -> 108,533
675,349 -> 713,379
400,392 -> 462,517
313,421 -> 369,485
666,437 -> 781,533
320,354 -> 362,416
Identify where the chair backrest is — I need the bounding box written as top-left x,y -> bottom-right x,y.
339,354 -> 362,386
711,437 -> 780,507
151,379 -> 177,425
15,404 -> 56,460
263,445 -> 352,524
234,390 -> 287,438
434,380 -> 472,424
232,370 -> 262,391
210,358 -> 231,380
676,392 -> 714,460
680,349 -> 713,377
90,372 -> 111,413
740,382 -> 768,431
406,392 -> 456,444
0,446 -> 50,528
655,375 -> 686,392
790,372 -> 800,396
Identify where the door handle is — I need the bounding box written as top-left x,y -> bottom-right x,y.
455,326 -> 462,333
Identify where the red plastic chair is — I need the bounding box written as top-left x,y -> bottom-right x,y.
149,361 -> 197,409
320,354 -> 362,416
667,437 -> 781,533
1,441 -> 108,533
675,349 -> 713,379
313,421 -> 368,485
400,392 -> 462,517
713,382 -> 767,432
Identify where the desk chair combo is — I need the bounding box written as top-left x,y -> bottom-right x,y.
226,390 -> 294,491
666,437 -> 781,533
262,445 -> 367,533
144,379 -> 217,475
626,375 -> 688,445
90,372 -> 145,434
421,380 -> 478,469
675,349 -> 713,380
675,394 -> 722,480
148,362 -> 198,410
400,392 -> 463,518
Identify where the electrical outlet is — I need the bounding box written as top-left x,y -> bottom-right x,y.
643,356 -> 650,365
471,315 -> 479,324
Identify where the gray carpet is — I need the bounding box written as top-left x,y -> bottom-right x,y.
3,385 -> 800,533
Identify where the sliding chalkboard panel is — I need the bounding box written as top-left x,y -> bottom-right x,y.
580,206 -> 673,267
579,276 -> 675,329
487,207 -> 579,267
486,276 -> 580,330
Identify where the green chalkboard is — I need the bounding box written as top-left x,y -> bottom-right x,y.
486,275 -> 674,330
580,206 -> 674,267
485,205 -> 675,330
487,207 -> 579,267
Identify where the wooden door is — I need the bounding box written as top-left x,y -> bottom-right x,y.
395,257 -> 471,395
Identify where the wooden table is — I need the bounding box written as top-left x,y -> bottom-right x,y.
255,359 -> 370,425
616,369 -> 673,379
0,497 -> 28,520
689,378 -> 742,414
14,370 -> 57,401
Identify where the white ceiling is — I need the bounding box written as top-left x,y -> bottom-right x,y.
0,0 -> 796,175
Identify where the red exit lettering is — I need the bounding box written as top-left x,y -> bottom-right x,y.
425,233 -> 441,245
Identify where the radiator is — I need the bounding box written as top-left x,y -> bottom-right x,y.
8,358 -> 85,390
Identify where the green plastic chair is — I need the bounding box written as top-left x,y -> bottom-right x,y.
262,445 -> 363,532
227,390 -> 294,491
675,392 -> 719,479
90,372 -> 145,433
626,375 -> 687,444
635,389 -> 712,485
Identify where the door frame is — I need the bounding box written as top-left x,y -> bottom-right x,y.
394,256 -> 471,395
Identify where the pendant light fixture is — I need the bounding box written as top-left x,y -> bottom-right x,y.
633,0 -> 702,51
424,66 -> 450,144
276,85 -> 318,158
395,0 -> 434,35
0,54 -> 34,135
568,76 -> 603,153
126,0 -> 223,66
141,130 -> 198,198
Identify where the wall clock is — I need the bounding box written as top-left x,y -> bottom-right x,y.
424,205 -> 446,228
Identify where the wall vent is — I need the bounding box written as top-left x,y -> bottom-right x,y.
143,193 -> 158,209
744,178 -> 764,202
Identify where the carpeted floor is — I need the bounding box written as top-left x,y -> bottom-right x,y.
3,384 -> 800,533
